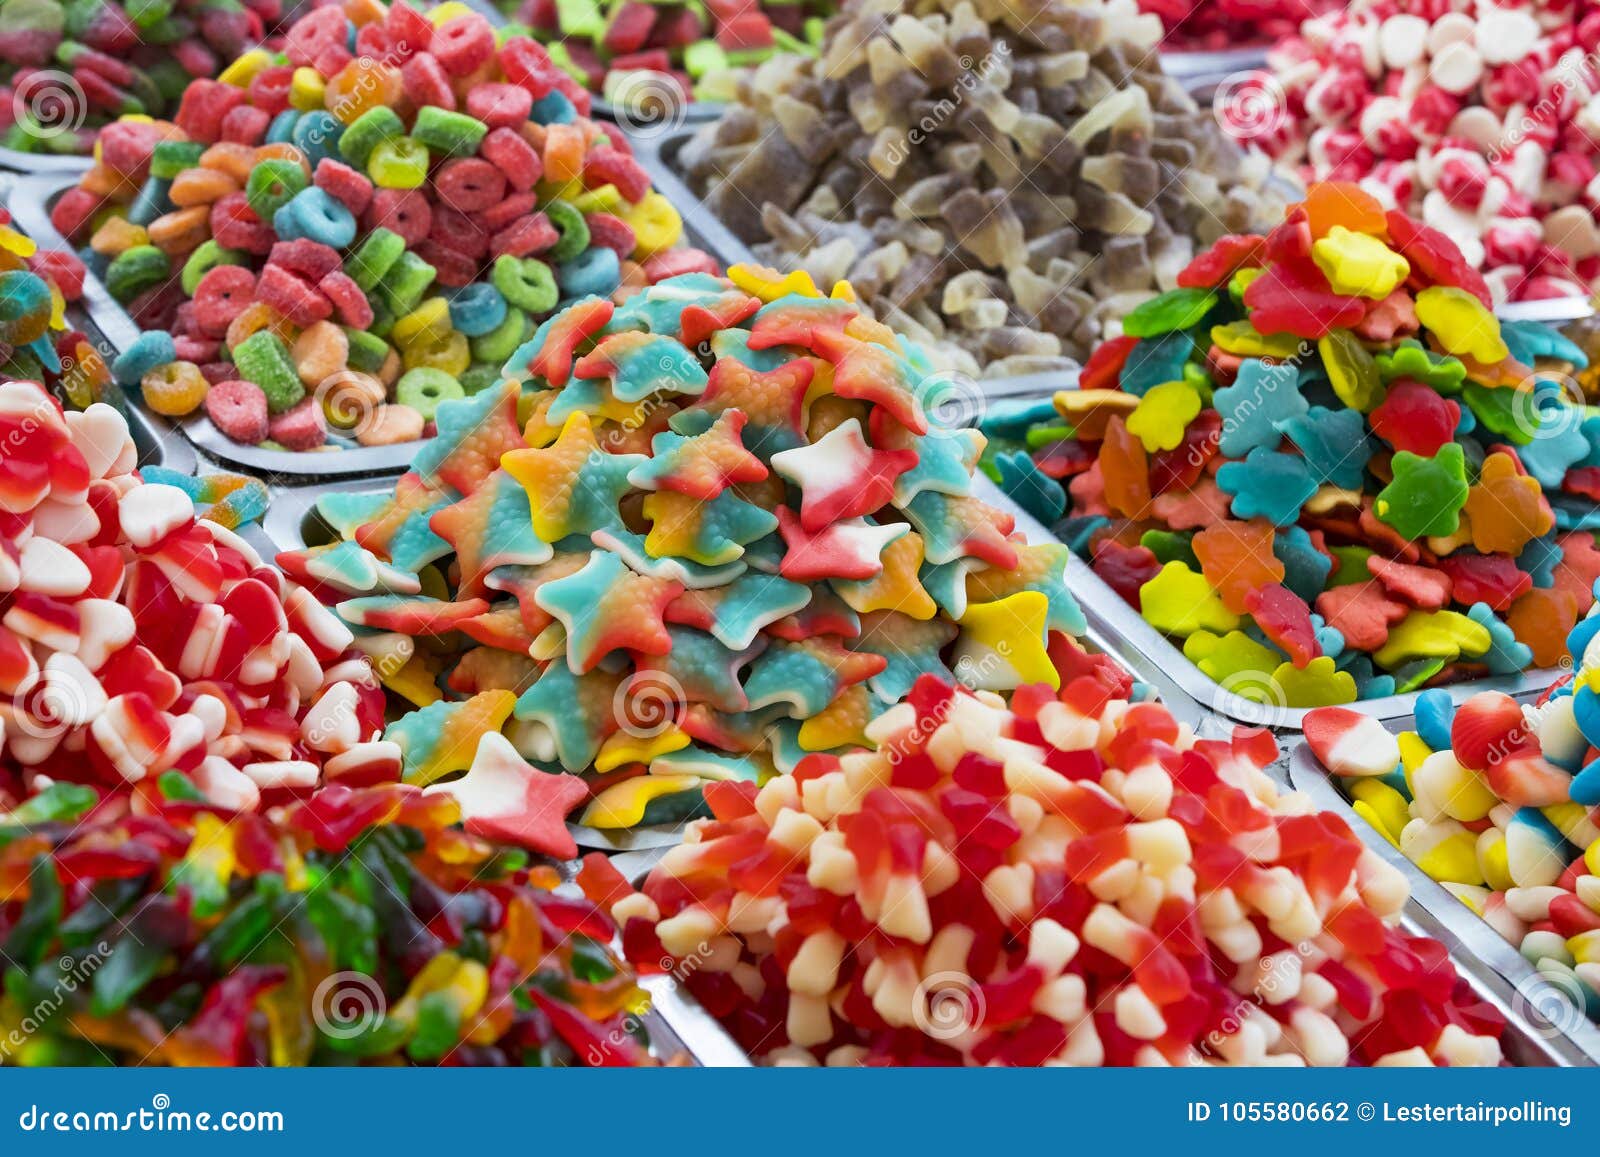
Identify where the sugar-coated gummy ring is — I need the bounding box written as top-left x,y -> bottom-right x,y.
140,361 -> 209,417
112,330 -> 177,389
266,109 -> 300,145
203,378 -> 272,444
469,306 -> 528,365
557,246 -> 621,299
458,363 -> 502,395
150,140 -> 205,180
244,157 -> 308,220
191,265 -> 259,337
344,326 -> 390,373
105,245 -> 172,304
391,296 -> 452,349
291,110 -> 344,169
491,255 -> 559,315
367,136 -> 429,190
395,366 -> 465,421
0,270 -> 53,346
380,251 -> 439,316
543,200 -> 590,265
337,105 -> 404,169
181,240 -> 248,296
347,227 -> 405,292
273,187 -> 357,249
446,281 -> 508,337
231,330 -> 306,414
410,106 -> 488,158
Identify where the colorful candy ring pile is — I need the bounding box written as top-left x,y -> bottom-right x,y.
0,0 -> 292,158
504,0 -> 834,108
49,0 -> 714,453
986,182 -> 1600,710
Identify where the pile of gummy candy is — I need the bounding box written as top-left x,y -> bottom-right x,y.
504,0 -> 833,107
985,182 -> 1600,710
1306,605 -> 1600,1024
0,0 -> 292,157
601,674 -> 1509,1065
1140,0 -> 1337,51
51,0 -> 713,452
276,265 -> 1094,831
1263,0 -> 1600,303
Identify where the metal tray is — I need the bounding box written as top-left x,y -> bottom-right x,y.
975,381 -> 1570,731
5,169 -> 747,482
0,145 -> 93,175
1499,297 -> 1595,324
1288,738 -> 1600,1066
630,127 -> 1085,397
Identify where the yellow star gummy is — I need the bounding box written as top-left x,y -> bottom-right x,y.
594,725 -> 692,773
953,591 -> 1058,691
582,774 -> 705,828
1311,226 -> 1410,299
500,411 -> 641,542
1372,609 -> 1493,670
833,531 -> 937,619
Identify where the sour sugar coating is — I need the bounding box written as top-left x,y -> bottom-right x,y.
602,674 -> 1507,1066
275,268 -> 1096,835
675,0 -> 1283,376
51,1 -> 716,452
1307,601 -> 1600,1025
505,0 -> 836,106
0,0 -> 281,158
984,185 -> 1600,709
0,780 -> 658,1066
0,378 -> 405,816
1260,0 -> 1600,302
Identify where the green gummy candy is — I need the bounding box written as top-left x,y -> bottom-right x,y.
231,331 -> 305,414
338,105 -> 405,169
410,106 -> 487,157
684,40 -> 729,77
544,200 -> 590,264
245,157 -> 308,220
470,307 -> 528,365
395,367 -> 465,421
379,251 -> 438,316
347,227 -> 406,293
491,255 -> 558,315
150,139 -> 204,180
104,244 -> 170,302
181,240 -> 247,296
458,363 -> 503,395
343,327 -> 390,373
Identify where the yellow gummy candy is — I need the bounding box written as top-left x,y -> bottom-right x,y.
1126,380 -> 1201,453
1478,828 -> 1513,893
582,774 -> 704,828
571,184 -> 623,215
954,591 -> 1058,691
621,192 -> 683,259
1352,801 -> 1401,848
219,48 -> 273,87
1209,319 -> 1303,360
728,262 -> 817,303
1311,226 -> 1410,300
1183,628 -> 1281,687
1137,562 -> 1240,637
830,280 -> 858,303
1397,730 -> 1433,780
289,67 -> 326,111
391,296 -> 453,349
1271,657 -> 1358,707
1406,822 -> 1484,884
1415,285 -> 1510,364
1372,609 -> 1492,670
594,725 -> 691,772
1350,778 -> 1411,844
427,1 -> 477,23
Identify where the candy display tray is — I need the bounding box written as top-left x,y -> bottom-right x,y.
0,146 -> 92,176
973,379 -> 1567,731
612,800 -> 1590,1067
628,127 -> 1081,403
1287,737 -> 1600,1066
5,168 -> 747,483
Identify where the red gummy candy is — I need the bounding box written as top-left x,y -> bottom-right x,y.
1176,234 -> 1266,289
1368,380 -> 1460,456
1091,539 -> 1161,606
1434,553 -> 1531,611
1245,583 -> 1318,667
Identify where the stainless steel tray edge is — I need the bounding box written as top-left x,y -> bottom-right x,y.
1287,741 -> 1600,1066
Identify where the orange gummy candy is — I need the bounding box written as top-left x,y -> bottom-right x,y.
1192,519 -> 1284,614
1099,415 -> 1151,520
1300,182 -> 1388,240
1506,586 -> 1581,669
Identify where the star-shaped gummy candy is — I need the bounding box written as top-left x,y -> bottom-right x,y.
501,412 -> 643,543
573,331 -> 709,403
409,381 -> 527,495
680,354 -> 814,455
626,410 -> 768,500
424,731 -> 589,858
534,550 -> 681,672
771,417 -> 919,531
